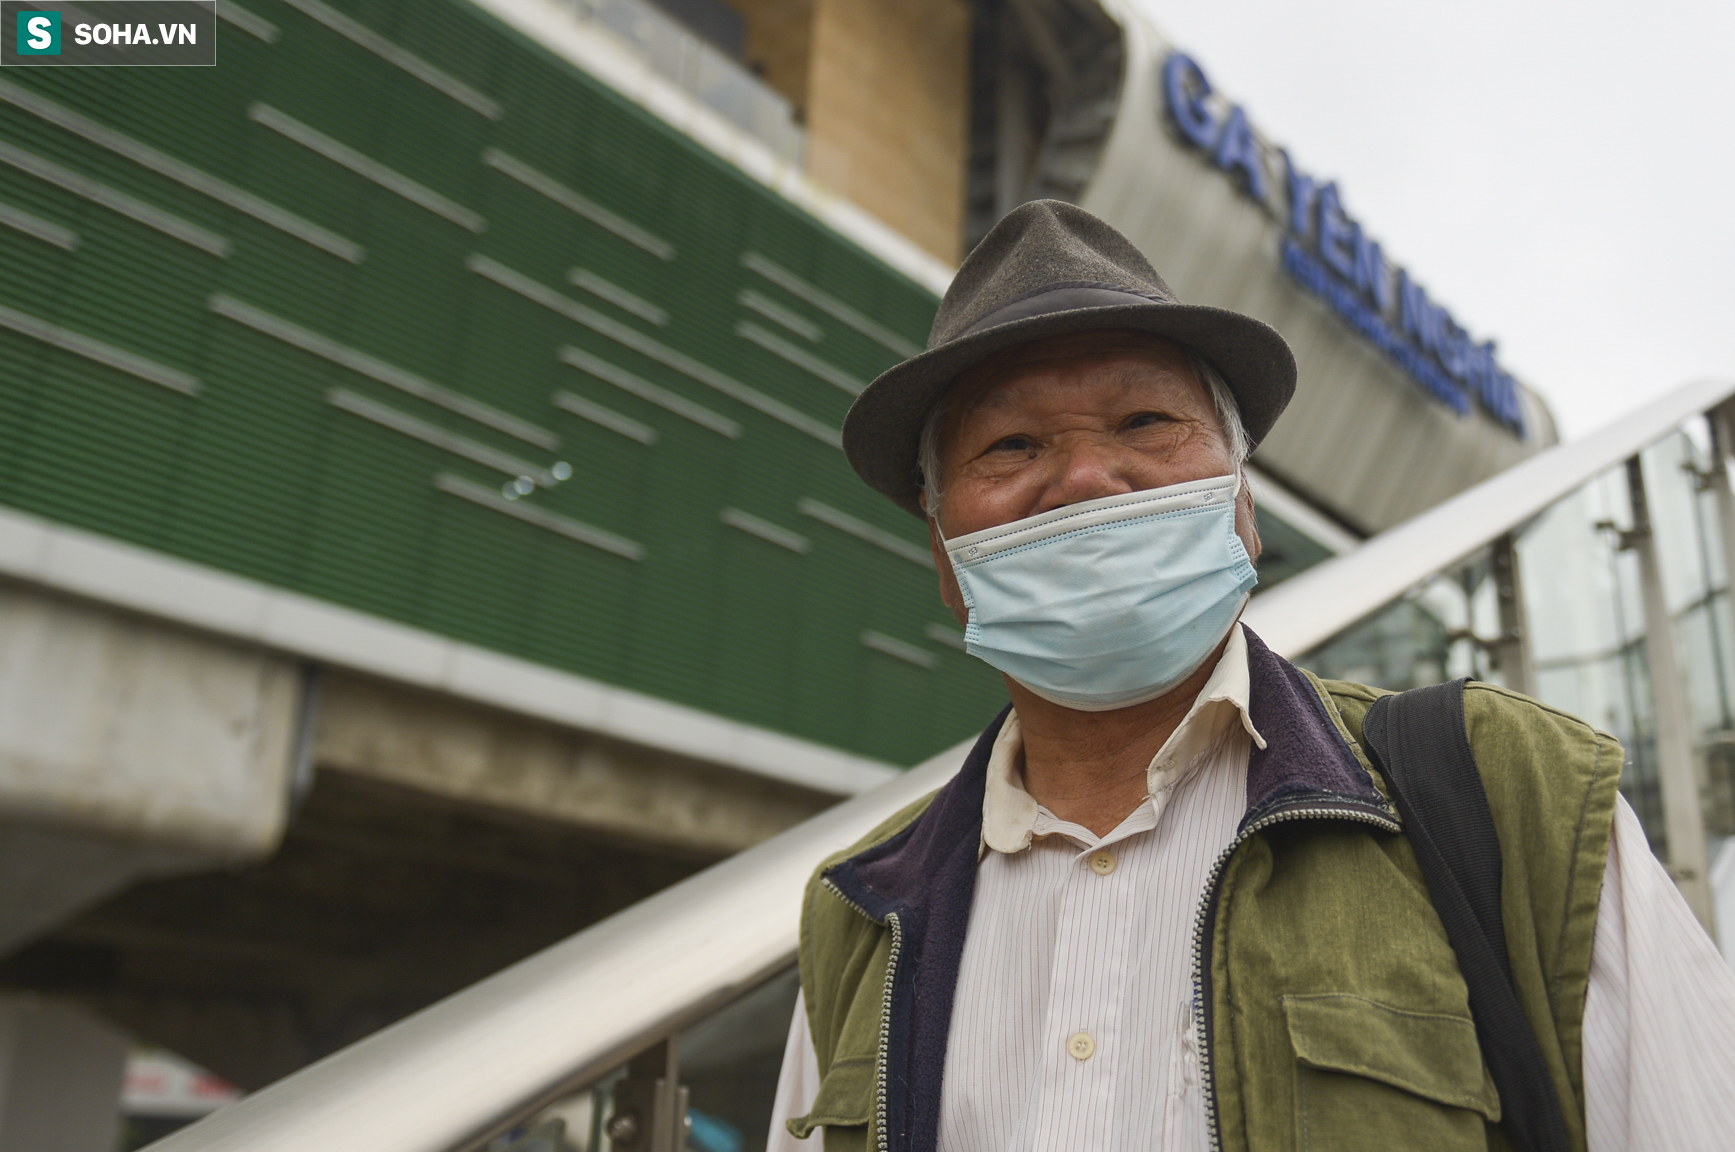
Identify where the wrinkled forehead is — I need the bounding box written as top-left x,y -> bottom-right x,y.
943,329 -> 1204,424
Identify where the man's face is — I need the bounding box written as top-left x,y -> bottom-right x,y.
922,331 -> 1260,624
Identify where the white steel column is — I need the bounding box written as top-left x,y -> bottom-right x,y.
606,1039 -> 688,1152
1625,455 -> 1716,929
1488,532 -> 1538,698
0,995 -> 129,1152
1706,404 -> 1735,625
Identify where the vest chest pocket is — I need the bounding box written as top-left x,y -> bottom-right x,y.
1283,994 -> 1501,1152
787,1055 -> 873,1151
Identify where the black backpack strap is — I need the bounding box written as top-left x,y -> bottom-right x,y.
1361,679 -> 1571,1152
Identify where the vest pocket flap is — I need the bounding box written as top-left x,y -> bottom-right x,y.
786,1056 -> 874,1138
1283,994 -> 1501,1120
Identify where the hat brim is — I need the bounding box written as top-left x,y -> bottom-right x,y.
842,301 -> 1299,518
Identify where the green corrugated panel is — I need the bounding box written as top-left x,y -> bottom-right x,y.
0,0 -> 1008,765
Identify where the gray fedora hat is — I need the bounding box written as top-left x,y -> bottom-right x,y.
842,199 -> 1296,517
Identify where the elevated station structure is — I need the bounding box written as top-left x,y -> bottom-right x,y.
0,0 -> 1614,1143
138,371 -> 1735,1152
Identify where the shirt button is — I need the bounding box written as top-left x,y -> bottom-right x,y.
1089,850 -> 1116,875
1067,1031 -> 1096,1060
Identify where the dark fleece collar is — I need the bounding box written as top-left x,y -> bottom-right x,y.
1242,628 -> 1390,822
821,628 -> 1389,1152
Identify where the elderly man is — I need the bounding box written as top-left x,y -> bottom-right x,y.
765,202 -> 1735,1152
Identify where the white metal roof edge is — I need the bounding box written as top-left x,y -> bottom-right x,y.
466,0 -> 956,299
0,502 -> 901,797
1244,464 -> 1362,555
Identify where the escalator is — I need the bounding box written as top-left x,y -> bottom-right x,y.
148,376 -> 1735,1151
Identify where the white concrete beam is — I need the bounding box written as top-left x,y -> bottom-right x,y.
0,503 -> 900,799
0,582 -> 300,856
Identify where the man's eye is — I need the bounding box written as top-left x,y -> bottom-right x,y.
1123,412 -> 1166,430
991,435 -> 1033,453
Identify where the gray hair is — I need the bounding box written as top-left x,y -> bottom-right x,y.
917,349 -> 1250,519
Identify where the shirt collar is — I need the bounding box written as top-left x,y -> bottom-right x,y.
981,622 -> 1266,855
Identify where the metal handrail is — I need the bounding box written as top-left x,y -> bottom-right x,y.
148,740 -> 971,1152
149,376 -> 1735,1152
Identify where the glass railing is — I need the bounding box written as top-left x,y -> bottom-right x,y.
1294,402 -> 1735,939
484,971 -> 801,1152
146,377 -> 1735,1152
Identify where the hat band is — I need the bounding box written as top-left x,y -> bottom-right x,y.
958,285 -> 1172,338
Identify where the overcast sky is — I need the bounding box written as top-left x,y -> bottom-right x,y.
1132,0 -> 1734,439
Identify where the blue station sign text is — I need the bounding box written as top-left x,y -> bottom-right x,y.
1162,52 -> 1526,436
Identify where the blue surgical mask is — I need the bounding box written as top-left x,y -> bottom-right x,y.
940,474 -> 1257,711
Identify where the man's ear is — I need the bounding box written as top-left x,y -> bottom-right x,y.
1237,467 -> 1263,565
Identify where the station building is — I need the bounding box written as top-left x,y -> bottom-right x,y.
12,1 -> 1729,1147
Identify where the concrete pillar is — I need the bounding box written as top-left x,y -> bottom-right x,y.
735,0 -> 815,114
0,995 -> 128,1152
0,582 -> 302,855
803,0 -> 972,263
732,0 -> 972,260
0,582 -> 304,956
1625,456 -> 1716,930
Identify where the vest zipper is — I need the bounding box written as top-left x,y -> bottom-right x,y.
875,912 -> 903,1152
820,876 -> 904,1152
1190,799 -> 1400,1152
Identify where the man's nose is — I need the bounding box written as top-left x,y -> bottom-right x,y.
1043,437 -> 1137,512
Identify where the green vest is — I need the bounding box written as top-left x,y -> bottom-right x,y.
791,637 -> 1621,1152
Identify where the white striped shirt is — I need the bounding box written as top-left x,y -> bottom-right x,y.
768,628 -> 1735,1150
